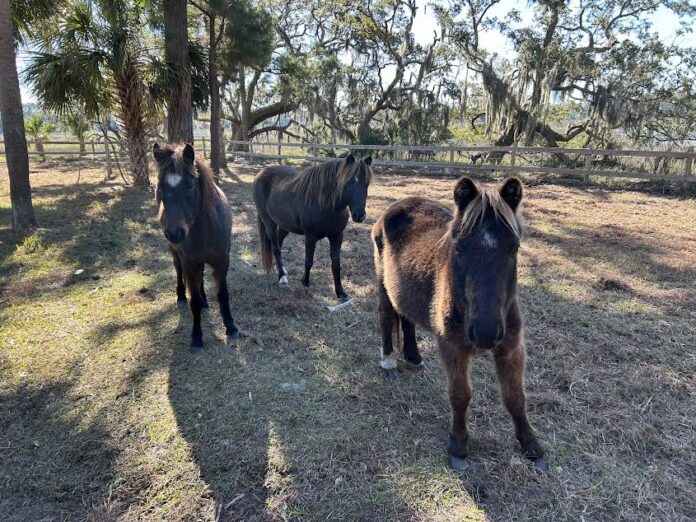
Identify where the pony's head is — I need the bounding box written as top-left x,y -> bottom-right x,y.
153,143 -> 208,245
449,176 -> 523,349
339,154 -> 372,222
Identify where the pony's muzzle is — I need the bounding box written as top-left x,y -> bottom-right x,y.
165,227 -> 187,244
352,210 -> 366,223
468,321 -> 504,349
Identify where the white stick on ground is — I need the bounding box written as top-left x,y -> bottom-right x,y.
327,298 -> 353,312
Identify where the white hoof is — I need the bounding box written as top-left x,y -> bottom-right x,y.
279,275 -> 289,286
379,354 -> 397,370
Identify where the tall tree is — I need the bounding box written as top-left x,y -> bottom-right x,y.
190,0 -> 229,173
164,0 -> 194,142
0,0 -> 36,230
442,0 -> 696,155
26,0 -> 155,187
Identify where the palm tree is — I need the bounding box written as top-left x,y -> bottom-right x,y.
65,113 -> 92,155
0,0 -> 39,230
25,1 -> 155,187
24,115 -> 56,162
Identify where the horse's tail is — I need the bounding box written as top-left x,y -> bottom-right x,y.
257,216 -> 274,274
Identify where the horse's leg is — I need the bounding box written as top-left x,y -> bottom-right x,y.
213,263 -> 239,343
328,232 -> 348,299
401,317 -> 422,366
200,271 -> 209,309
186,262 -> 205,353
441,343 -> 472,470
378,282 -> 398,379
170,246 -> 187,304
264,220 -> 287,285
276,228 -> 289,282
301,235 -> 317,287
494,345 -> 547,469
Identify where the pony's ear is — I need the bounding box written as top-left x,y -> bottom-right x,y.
364,155 -> 372,166
345,153 -> 355,166
183,143 -> 195,163
454,177 -> 478,211
500,177 -> 523,212
153,143 -> 172,164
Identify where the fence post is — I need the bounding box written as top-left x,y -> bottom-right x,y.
91,141 -> 96,160
278,130 -> 283,164
684,146 -> 694,179
511,142 -> 517,166
584,147 -> 592,182
202,137 -> 207,159
449,148 -> 455,175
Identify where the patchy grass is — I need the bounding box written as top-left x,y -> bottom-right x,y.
0,163 -> 695,521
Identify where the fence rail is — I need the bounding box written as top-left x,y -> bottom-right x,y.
2,139 -> 695,183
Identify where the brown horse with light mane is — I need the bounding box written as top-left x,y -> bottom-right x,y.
153,143 -> 239,352
371,176 -> 547,470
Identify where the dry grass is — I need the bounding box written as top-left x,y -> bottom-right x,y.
0,162 -> 694,521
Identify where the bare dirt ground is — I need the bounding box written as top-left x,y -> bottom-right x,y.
1,162 -> 695,521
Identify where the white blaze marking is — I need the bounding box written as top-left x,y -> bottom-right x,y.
279,275 -> 289,286
380,354 -> 397,370
165,173 -> 182,187
481,231 -> 498,249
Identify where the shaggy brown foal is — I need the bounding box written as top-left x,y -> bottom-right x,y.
371,176 -> 546,470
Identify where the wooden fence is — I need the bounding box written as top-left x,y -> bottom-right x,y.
2,139 -> 695,183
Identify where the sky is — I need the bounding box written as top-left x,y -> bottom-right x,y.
17,0 -> 696,104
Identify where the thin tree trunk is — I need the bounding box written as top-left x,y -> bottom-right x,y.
0,0 -> 37,230
101,117 -> 113,180
116,55 -> 150,187
36,139 -> 46,162
164,0 -> 193,143
208,13 -> 222,174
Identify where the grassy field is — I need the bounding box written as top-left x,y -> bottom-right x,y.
1,163 -> 694,521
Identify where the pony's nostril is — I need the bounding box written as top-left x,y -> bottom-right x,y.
166,228 -> 185,244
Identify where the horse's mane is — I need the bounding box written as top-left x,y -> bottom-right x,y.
288,158 -> 372,208
155,143 -> 225,219
459,186 -> 522,238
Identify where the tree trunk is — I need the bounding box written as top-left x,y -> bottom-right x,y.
208,13 -> 223,174
101,117 -> 113,180
36,139 -> 46,162
0,1 -> 37,230
115,55 -> 150,187
164,0 -> 193,143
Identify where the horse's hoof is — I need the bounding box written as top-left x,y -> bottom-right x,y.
448,454 -> 472,471
279,275 -> 289,286
190,343 -> 204,354
337,293 -> 350,302
381,368 -> 399,380
177,298 -> 187,306
227,330 -> 240,343
406,360 -> 424,370
531,457 -> 549,472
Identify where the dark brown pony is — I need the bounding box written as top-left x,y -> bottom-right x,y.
371,176 -> 547,470
253,154 -> 372,299
153,143 -> 239,352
